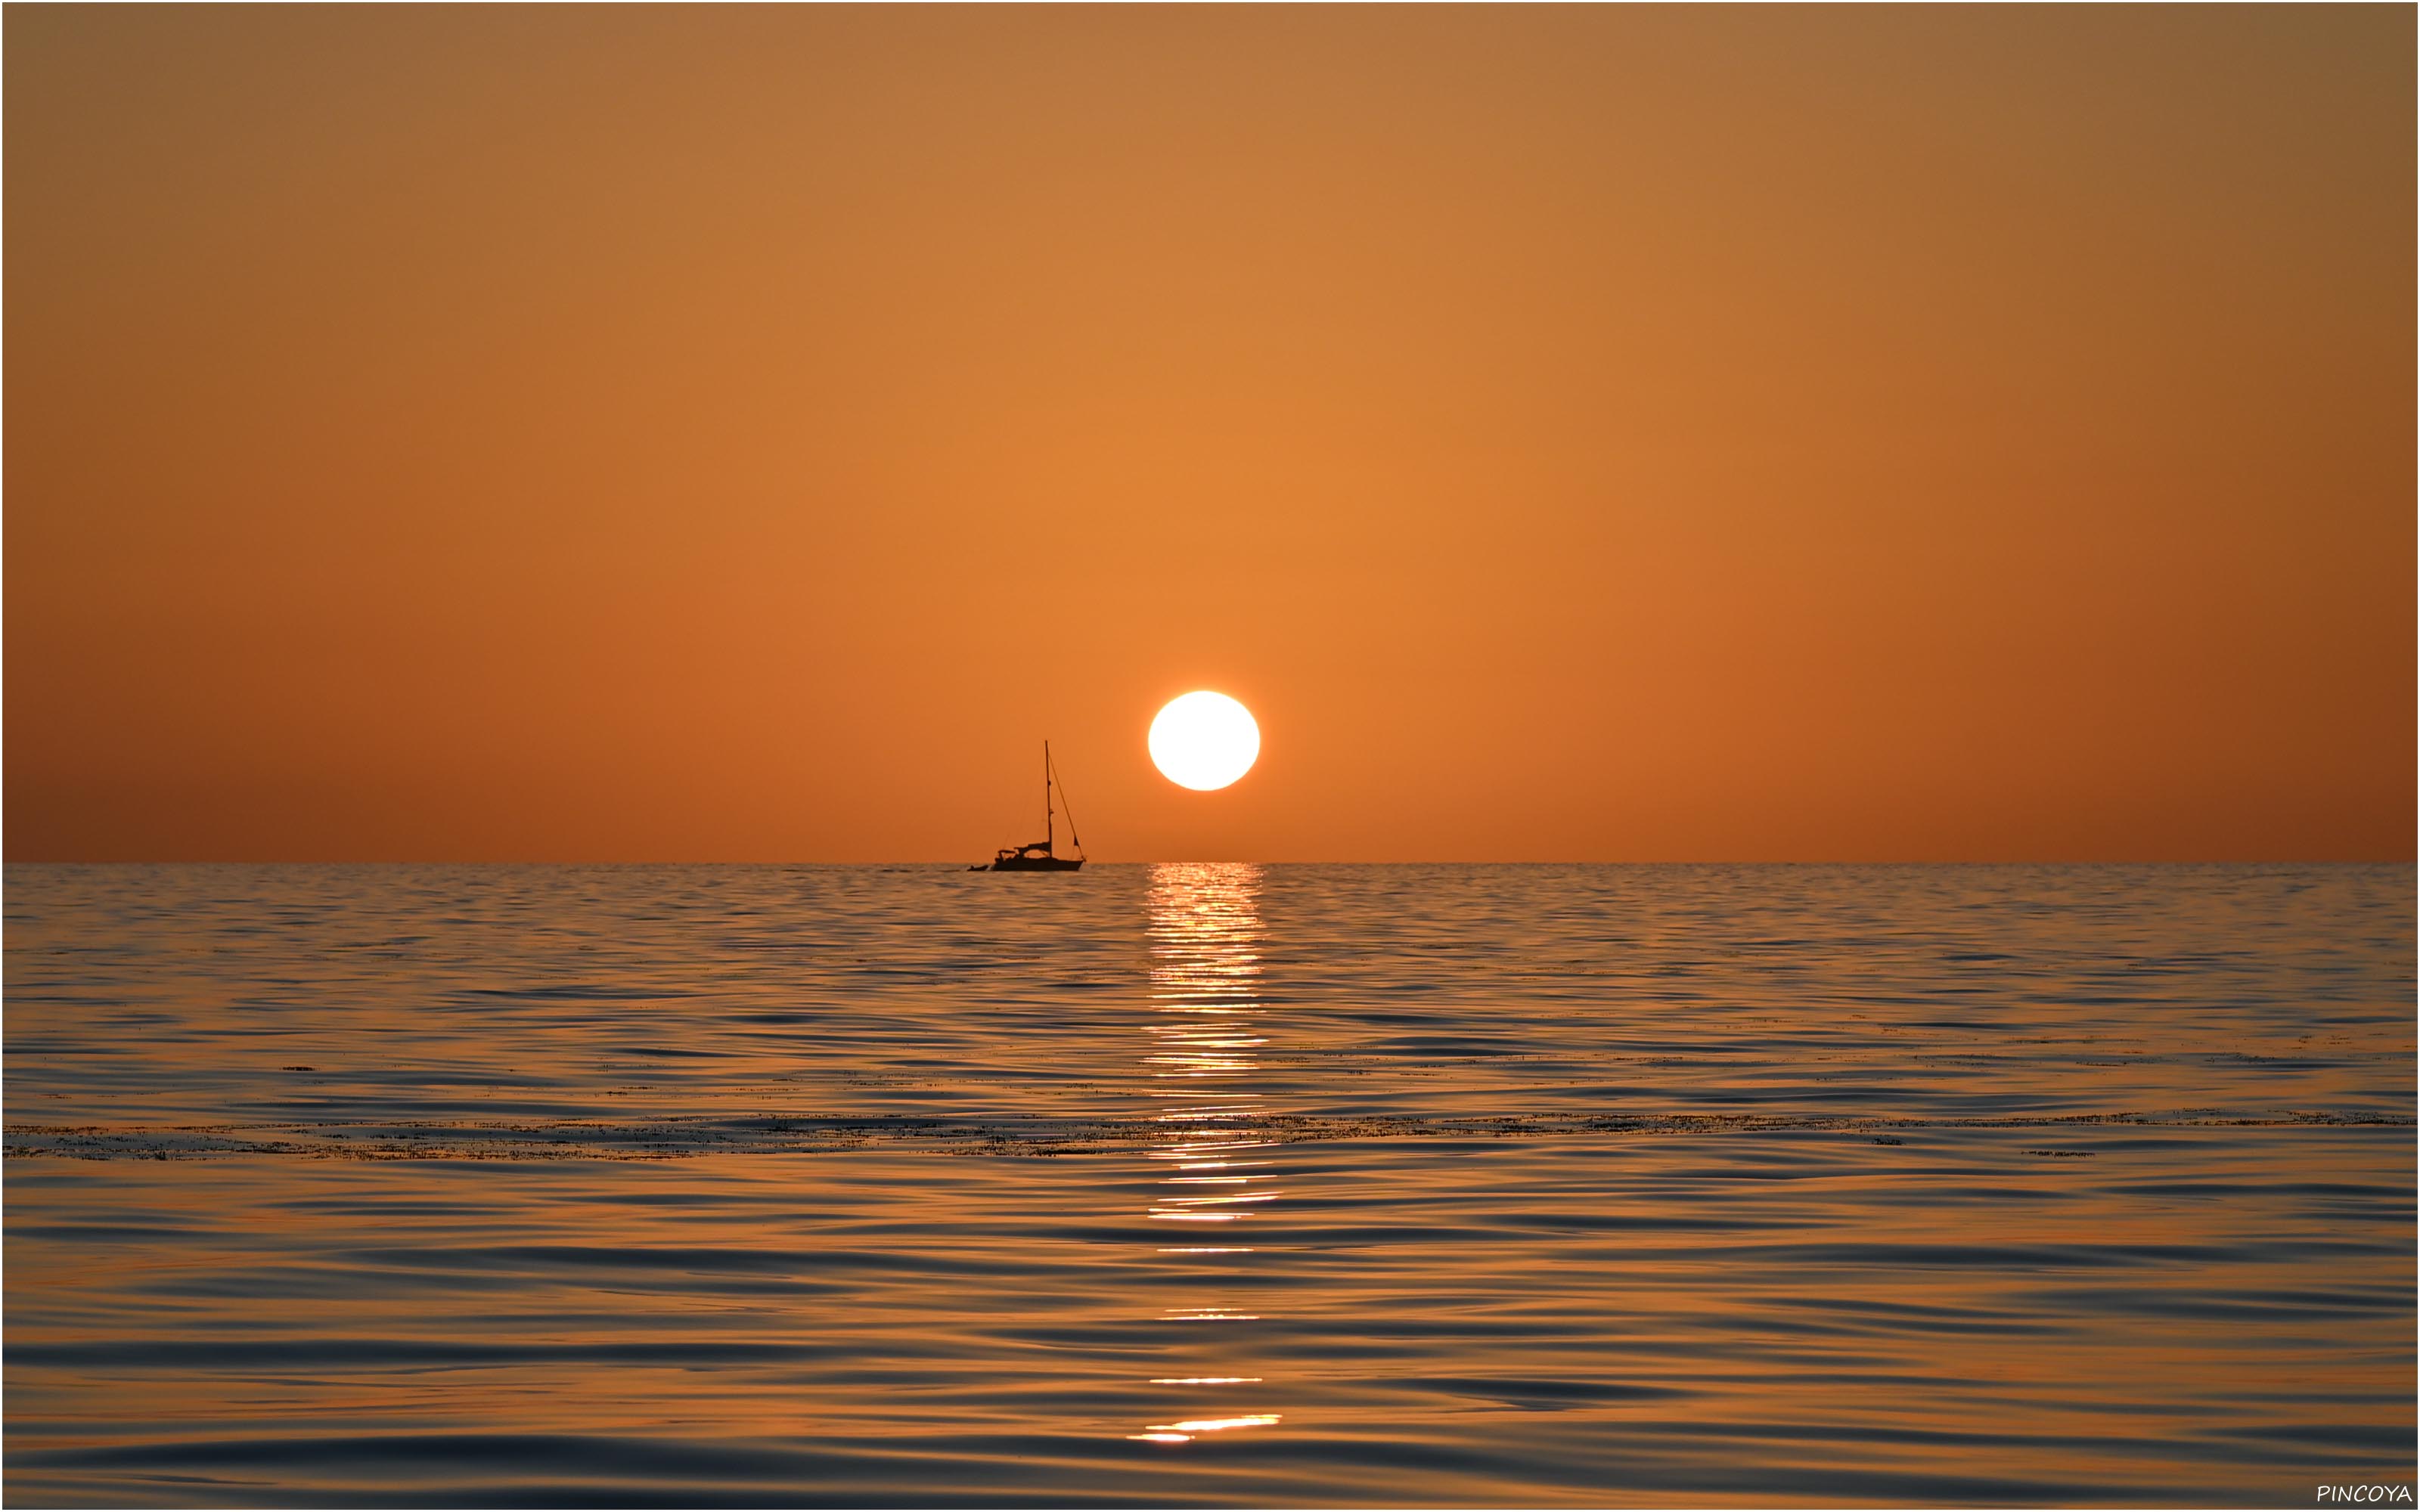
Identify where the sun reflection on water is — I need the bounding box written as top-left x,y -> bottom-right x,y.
1133,862 -> 1281,1448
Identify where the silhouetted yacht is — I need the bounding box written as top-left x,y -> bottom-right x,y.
974,742 -> 1086,872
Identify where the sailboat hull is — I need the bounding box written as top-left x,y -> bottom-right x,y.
986,855 -> 1083,872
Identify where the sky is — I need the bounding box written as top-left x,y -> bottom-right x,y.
6,5 -> 2412,862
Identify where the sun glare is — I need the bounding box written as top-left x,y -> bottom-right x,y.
1149,692 -> 1260,792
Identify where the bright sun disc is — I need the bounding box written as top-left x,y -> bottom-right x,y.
1149,692 -> 1260,792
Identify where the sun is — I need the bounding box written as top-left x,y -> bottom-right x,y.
1149,692 -> 1260,792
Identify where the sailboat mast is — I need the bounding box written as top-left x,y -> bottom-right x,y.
1044,740 -> 1053,851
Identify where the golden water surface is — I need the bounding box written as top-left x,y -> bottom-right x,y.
5,863 -> 2413,1504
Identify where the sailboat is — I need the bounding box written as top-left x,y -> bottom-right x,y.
974,742 -> 1086,872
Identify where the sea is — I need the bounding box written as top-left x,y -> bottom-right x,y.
4,863 -> 2412,1507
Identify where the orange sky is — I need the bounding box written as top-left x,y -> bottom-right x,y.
6,5 -> 2412,862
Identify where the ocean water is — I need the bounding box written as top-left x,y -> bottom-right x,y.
4,862 -> 2412,1507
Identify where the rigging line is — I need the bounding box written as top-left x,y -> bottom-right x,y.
1052,744 -> 1086,856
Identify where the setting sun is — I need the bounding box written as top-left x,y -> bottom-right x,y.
1149,692 -> 1261,792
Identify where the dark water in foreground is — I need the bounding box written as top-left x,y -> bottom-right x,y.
5,863 -> 2413,1507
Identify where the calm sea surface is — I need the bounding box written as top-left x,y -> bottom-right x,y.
5,863 -> 2412,1507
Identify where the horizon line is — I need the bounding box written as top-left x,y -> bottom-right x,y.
5,857 -> 2411,869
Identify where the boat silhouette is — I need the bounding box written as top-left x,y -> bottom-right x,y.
974,742 -> 1086,872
